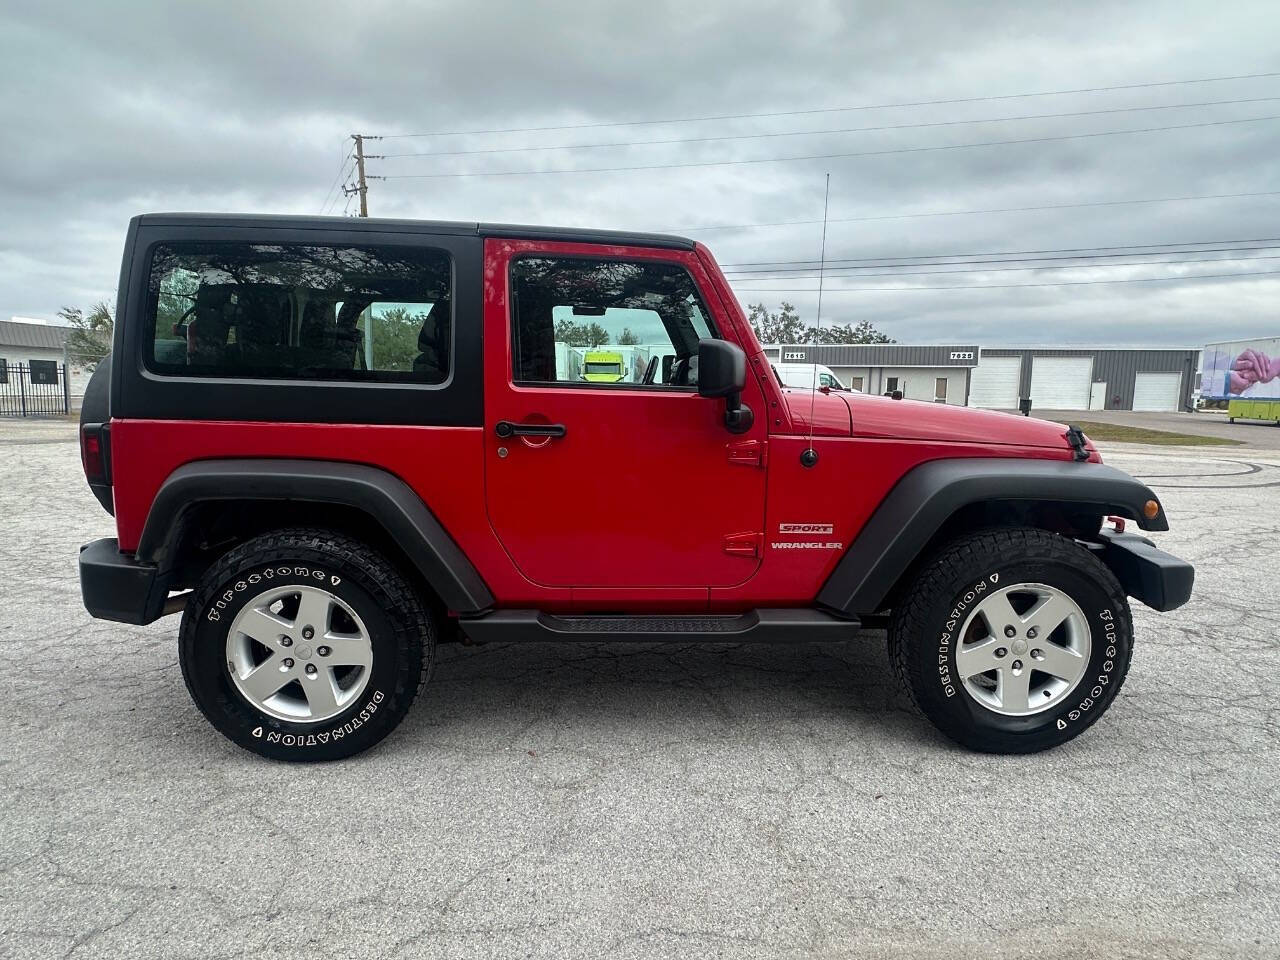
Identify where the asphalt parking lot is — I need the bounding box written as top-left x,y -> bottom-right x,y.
2,417 -> 1277,959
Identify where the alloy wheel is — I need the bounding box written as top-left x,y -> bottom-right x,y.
954,582 -> 1091,717
225,584 -> 374,723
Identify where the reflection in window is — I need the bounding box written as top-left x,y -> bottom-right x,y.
510,257 -> 715,387
147,242 -> 452,383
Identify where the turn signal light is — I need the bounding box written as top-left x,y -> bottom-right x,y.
1143,499 -> 1160,520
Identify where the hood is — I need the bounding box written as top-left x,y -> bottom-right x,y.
778,388 -> 854,436
848,393 -> 1086,451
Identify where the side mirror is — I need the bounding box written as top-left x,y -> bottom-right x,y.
697,339 -> 753,434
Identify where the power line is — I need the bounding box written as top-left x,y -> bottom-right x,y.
665,190 -> 1280,232
723,252 -> 1280,281
322,160 -> 356,215
319,143 -> 354,215
368,96 -> 1280,159
719,236 -> 1280,268
731,268 -> 1280,292
369,114 -> 1280,180
368,71 -> 1280,139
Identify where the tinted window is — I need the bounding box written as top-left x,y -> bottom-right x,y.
146,242 -> 452,383
510,257 -> 715,387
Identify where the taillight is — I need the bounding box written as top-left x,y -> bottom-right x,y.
81,423 -> 107,484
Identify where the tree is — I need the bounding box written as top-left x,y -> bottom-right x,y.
617,327 -> 641,345
747,302 -> 895,345
367,306 -> 428,371
810,320 -> 896,345
554,318 -> 612,347
747,302 -> 807,344
58,302 -> 115,365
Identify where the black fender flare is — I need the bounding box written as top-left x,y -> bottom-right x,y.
137,459 -> 494,613
817,458 -> 1166,616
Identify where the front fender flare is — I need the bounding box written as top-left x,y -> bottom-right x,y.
817,458 -> 1166,616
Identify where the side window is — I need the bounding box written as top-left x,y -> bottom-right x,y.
146,242 -> 452,383
510,256 -> 716,387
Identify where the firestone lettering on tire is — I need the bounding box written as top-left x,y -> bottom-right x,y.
262,691 -> 385,747
207,564 -> 333,622
1056,608 -> 1118,730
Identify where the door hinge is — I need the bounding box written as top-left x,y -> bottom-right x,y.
726,439 -> 767,468
722,532 -> 763,558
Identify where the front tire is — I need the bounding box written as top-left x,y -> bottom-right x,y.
888,527 -> 1133,753
179,528 -> 433,761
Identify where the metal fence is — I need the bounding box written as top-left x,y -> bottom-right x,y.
0,361 -> 71,417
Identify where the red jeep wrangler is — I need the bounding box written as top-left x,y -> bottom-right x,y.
78,214 -> 1193,761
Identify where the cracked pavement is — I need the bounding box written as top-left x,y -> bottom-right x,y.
1,418 -> 1277,959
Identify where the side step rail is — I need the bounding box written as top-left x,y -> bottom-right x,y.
458,608 -> 860,644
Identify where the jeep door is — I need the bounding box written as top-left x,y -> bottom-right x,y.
482,238 -> 768,591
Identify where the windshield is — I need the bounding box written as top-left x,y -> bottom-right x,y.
585,362 -> 622,374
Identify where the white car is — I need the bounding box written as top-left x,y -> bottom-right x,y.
771,362 -> 855,392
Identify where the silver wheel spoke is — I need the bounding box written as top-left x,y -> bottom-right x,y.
1032,641 -> 1084,679
979,592 -> 1019,636
1024,593 -> 1074,639
302,669 -> 342,717
293,590 -> 331,635
240,656 -> 290,702
955,637 -> 1004,679
997,666 -> 1032,713
323,635 -> 373,669
238,607 -> 292,644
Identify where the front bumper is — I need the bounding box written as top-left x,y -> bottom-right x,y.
79,538 -> 167,625
1096,529 -> 1194,612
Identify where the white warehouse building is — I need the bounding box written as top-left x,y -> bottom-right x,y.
762,344 -> 1201,412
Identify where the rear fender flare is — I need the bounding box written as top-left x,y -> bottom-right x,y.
137,459 -> 494,613
817,458 -> 1166,616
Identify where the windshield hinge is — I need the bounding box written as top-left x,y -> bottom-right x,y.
722,532 -> 763,558
726,439 -> 767,468
1064,425 -> 1090,462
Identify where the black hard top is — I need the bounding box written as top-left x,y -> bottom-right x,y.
133,213 -> 696,251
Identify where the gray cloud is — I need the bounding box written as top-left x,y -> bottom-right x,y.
2,0 -> 1278,346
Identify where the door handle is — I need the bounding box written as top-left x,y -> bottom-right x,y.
495,420 -> 567,439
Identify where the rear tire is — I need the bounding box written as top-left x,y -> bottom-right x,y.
888,527 -> 1133,753
179,528 -> 433,761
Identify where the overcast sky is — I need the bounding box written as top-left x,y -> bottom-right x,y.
2,0 -> 1278,346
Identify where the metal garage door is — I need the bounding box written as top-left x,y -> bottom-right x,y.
968,355 -> 1021,408
1031,356 -> 1093,410
1132,371 -> 1182,411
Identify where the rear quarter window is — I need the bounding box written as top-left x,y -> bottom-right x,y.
145,242 -> 452,383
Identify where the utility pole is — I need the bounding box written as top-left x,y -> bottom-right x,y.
346,133 -> 369,217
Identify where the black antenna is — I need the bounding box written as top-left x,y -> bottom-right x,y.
801,173 -> 831,468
